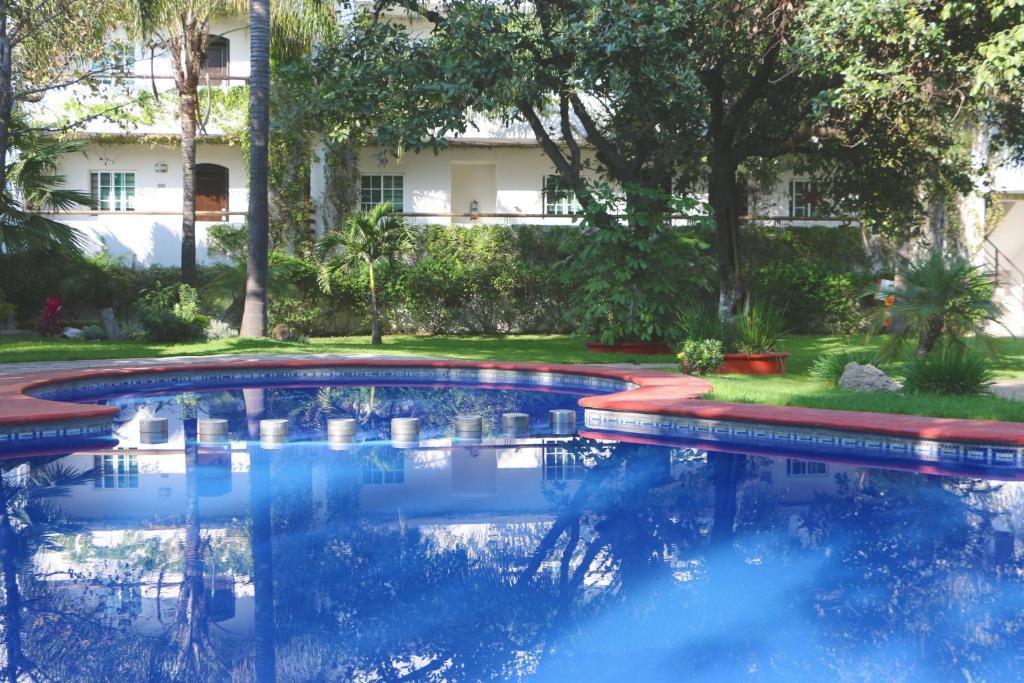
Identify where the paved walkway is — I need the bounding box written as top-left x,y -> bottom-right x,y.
993,380 -> 1024,401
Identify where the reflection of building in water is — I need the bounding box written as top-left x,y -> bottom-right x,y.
94,453 -> 140,489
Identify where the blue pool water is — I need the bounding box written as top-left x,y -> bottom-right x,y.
2,383 -> 1024,681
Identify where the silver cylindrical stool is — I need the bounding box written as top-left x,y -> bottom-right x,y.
502,412 -> 530,436
549,409 -> 576,435
327,418 -> 357,438
139,417 -> 169,444
454,415 -> 483,442
391,417 -> 420,447
260,419 -> 289,438
198,418 -> 229,443
328,418 -> 358,451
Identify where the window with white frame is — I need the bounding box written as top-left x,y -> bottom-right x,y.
362,449 -> 405,485
90,171 -> 135,211
788,179 -> 825,218
543,175 -> 581,215
94,454 -> 140,489
360,174 -> 404,212
785,459 -> 828,477
543,446 -> 587,482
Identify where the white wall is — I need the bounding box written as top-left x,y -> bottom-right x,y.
55,141 -> 246,266
32,18 -> 249,137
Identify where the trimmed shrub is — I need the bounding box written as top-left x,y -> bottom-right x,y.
902,347 -> 994,396
80,325 -> 106,341
138,283 -> 209,343
677,339 -> 724,375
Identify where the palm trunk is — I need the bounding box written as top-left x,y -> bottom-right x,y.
240,0 -> 271,337
915,315 -> 945,358
0,3 -> 13,197
0,479 -> 25,683
368,262 -> 381,344
245,389 -> 277,683
180,89 -> 199,286
709,152 -> 743,323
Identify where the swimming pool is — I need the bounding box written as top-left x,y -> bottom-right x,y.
1,362 -> 1023,681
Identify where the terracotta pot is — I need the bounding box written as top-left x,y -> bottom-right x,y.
585,340 -> 673,355
717,352 -> 789,375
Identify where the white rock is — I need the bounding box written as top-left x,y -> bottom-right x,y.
839,362 -> 901,393
61,327 -> 82,339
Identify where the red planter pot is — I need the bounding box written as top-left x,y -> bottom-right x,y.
585,341 -> 673,355
716,352 -> 789,375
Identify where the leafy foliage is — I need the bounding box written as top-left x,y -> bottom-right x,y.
902,345 -> 995,395
734,300 -> 789,354
137,282 -> 209,342
677,339 -> 725,376
872,252 -> 1004,359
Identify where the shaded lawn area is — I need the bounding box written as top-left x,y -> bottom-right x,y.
1,333 -> 1022,422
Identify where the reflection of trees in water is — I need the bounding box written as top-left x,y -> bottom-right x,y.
6,434 -> 1024,680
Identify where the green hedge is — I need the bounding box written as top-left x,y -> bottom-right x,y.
742,226 -> 877,334
1,224 -> 879,337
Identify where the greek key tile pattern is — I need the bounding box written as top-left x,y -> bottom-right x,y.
584,409 -> 1024,470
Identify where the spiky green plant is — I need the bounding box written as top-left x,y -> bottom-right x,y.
316,202 -> 415,345
871,252 -> 1005,360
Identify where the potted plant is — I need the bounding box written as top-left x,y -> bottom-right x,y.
677,300 -> 789,375
719,300 -> 789,374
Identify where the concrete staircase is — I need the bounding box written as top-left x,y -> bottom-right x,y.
982,237 -> 1024,336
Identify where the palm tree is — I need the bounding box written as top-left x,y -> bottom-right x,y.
239,0 -> 270,338
130,0 -> 248,286
873,251 -> 1006,359
240,0 -> 335,338
316,202 -> 414,345
0,134 -> 90,257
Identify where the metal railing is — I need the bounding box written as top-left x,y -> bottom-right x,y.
982,236 -> 1024,307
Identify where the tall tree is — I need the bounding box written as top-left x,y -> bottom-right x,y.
131,0 -> 247,286
240,0 -> 270,336
316,0 -> 1013,326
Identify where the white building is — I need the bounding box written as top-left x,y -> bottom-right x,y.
34,14 -> 1024,333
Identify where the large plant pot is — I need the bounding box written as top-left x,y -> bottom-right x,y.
717,352 -> 789,375
585,340 -> 673,355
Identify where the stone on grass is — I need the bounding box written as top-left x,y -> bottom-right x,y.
271,323 -> 293,341
61,327 -> 82,339
839,362 -> 901,393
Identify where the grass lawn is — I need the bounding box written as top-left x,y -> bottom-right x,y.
1,333 -> 1022,422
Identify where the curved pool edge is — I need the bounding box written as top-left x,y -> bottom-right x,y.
1,356 -> 1022,456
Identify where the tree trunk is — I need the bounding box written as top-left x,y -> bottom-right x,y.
0,479 -> 25,683
240,0 -> 271,338
180,89 -> 199,286
926,190 -> 947,259
915,314 -> 945,358
368,262 -> 381,345
244,388 -> 277,683
708,153 -> 743,322
0,4 -> 13,197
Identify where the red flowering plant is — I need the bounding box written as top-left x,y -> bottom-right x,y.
36,296 -> 64,336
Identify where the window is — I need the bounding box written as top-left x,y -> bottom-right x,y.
360,174 -> 404,212
543,175 -> 581,215
93,41 -> 135,84
90,171 -> 135,211
94,454 -> 140,489
789,179 -> 825,218
785,459 -> 828,477
543,446 -> 586,482
202,36 -> 230,85
362,449 -> 405,485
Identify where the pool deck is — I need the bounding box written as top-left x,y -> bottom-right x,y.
0,354 -> 1022,447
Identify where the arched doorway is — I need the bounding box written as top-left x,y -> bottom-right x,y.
196,163 -> 229,221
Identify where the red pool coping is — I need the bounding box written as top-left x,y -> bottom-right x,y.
0,357 -> 1022,446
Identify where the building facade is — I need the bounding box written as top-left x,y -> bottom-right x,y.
34,15 -> 1024,333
